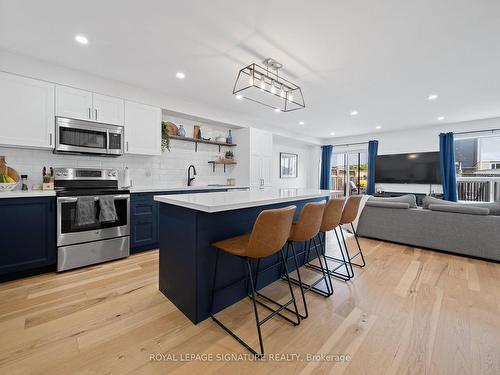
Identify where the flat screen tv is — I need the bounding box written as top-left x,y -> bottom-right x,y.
375,152 -> 441,184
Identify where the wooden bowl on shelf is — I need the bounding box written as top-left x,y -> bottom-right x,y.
163,122 -> 178,136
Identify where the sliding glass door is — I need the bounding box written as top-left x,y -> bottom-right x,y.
455,134 -> 500,202
332,150 -> 368,196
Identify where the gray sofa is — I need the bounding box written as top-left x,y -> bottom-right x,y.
357,195 -> 500,261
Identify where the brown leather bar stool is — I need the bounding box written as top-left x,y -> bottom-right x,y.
338,195 -> 365,275
283,200 -> 332,320
306,198 -> 352,282
210,205 -> 299,357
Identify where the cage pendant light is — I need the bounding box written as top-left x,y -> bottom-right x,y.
232,58 -> 305,112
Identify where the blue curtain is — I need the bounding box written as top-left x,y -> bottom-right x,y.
320,145 -> 333,189
367,140 -> 378,195
439,132 -> 458,201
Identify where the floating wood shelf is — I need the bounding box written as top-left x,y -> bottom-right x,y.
170,135 -> 237,152
208,160 -> 237,172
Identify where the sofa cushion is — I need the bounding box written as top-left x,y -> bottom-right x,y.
422,196 -> 456,209
370,194 -> 417,208
422,196 -> 500,215
468,202 -> 500,216
428,204 -> 490,216
365,201 -> 411,209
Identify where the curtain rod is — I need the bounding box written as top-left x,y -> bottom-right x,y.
323,141 -> 369,148
453,127 -> 500,135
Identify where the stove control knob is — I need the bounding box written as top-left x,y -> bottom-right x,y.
107,171 -> 112,177
56,171 -> 62,176
112,171 -> 117,177
63,172 -> 68,177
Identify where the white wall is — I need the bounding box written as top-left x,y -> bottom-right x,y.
328,117 -> 500,154
325,117 -> 500,194
272,136 -> 320,189
0,49 -> 322,144
0,114 -> 238,189
0,50 -> 320,190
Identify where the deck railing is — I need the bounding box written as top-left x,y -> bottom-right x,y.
456,177 -> 500,202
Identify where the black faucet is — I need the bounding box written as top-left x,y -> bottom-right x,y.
187,165 -> 197,186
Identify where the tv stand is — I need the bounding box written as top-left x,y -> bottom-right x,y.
372,191 -> 443,207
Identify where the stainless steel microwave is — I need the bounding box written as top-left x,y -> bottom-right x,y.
54,117 -> 124,156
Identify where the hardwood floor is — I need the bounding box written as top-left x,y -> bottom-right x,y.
0,234 -> 499,375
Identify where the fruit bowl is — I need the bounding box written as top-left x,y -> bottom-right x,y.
0,166 -> 20,192
0,182 -> 19,192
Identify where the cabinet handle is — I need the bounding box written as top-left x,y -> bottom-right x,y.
95,109 -> 98,121
126,141 -> 129,152
88,107 -> 91,119
49,133 -> 53,146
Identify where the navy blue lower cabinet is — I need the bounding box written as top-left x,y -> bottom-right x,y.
130,189 -> 229,253
130,193 -> 159,253
0,197 -> 56,280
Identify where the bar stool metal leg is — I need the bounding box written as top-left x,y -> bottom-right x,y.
310,235 -> 334,296
322,228 -> 354,279
210,249 -> 301,357
246,258 -> 265,356
350,223 -> 366,268
339,224 -> 365,270
285,241 -> 309,319
251,251 -> 301,326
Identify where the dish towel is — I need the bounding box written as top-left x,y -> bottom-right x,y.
76,197 -> 96,226
99,196 -> 118,223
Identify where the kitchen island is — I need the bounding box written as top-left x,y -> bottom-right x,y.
154,188 -> 331,324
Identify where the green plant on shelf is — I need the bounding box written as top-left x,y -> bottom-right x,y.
225,150 -> 234,160
161,122 -> 171,152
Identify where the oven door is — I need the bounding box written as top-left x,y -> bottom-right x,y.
57,194 -> 130,247
55,117 -> 124,155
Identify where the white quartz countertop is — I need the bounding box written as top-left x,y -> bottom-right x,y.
129,185 -> 249,193
0,190 -> 56,199
153,188 -> 332,213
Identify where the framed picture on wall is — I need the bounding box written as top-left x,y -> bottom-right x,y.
280,152 -> 298,178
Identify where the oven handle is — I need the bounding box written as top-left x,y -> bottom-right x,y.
58,195 -> 130,203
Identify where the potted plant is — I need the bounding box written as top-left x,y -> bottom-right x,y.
225,150 -> 234,160
161,122 -> 171,152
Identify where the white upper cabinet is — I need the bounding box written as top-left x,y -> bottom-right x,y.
0,72 -> 55,149
56,85 -> 124,125
55,86 -> 93,121
249,128 -> 273,187
124,101 -> 161,155
92,93 -> 124,125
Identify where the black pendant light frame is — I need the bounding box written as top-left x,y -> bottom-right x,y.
232,60 -> 306,112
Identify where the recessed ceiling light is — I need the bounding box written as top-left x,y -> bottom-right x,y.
428,94 -> 438,101
235,94 -> 243,100
176,72 -> 186,79
329,132 -> 335,136
299,121 -> 305,125
437,116 -> 445,121
350,110 -> 358,116
75,35 -> 88,45
376,125 -> 382,129
274,108 -> 281,113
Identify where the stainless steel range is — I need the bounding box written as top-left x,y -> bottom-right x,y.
55,168 -> 130,271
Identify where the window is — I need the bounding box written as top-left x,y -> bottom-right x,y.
454,134 -> 500,202
455,135 -> 500,176
331,150 -> 368,195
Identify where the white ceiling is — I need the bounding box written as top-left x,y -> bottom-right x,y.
1,0 -> 500,140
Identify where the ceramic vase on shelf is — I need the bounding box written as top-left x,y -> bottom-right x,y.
177,125 -> 186,137
227,129 -> 233,144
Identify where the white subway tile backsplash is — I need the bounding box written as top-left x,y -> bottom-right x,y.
0,140 -> 238,189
